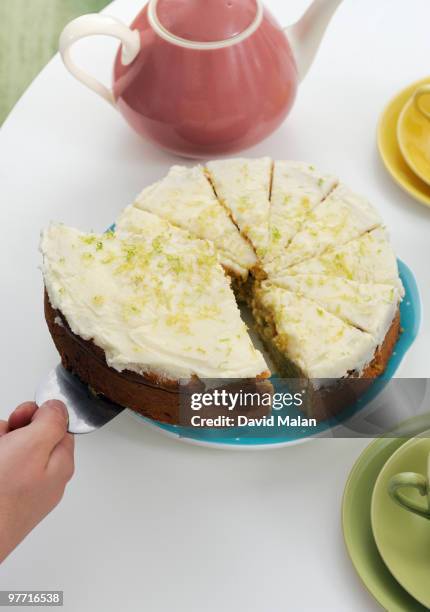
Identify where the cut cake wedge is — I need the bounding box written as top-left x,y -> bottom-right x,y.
252,282 -> 400,419
267,274 -> 400,345
40,217 -> 269,422
281,227 -> 404,295
206,157 -> 272,260
266,161 -> 337,264
133,165 -> 257,279
264,184 -> 383,274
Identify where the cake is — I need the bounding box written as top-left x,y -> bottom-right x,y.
41,158 -> 404,424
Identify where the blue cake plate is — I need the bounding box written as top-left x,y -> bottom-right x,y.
130,260 -> 421,449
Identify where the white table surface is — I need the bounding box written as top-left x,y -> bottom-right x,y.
1,0 -> 429,609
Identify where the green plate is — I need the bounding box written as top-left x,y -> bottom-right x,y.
342,437 -> 427,611
371,437 -> 430,608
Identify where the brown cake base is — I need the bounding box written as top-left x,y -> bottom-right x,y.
45,292 -> 191,424
45,288 -> 400,425
44,292 -> 271,425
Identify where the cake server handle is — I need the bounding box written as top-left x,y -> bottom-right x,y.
35,365 -> 124,434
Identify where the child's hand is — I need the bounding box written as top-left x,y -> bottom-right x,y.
0,400 -> 74,563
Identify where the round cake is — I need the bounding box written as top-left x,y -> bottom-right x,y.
40,158 -> 403,423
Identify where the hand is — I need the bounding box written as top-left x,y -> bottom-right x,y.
0,400 -> 74,563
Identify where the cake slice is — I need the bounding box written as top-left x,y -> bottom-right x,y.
116,204 -> 241,278
264,184 -> 383,274
266,161 -> 337,264
253,283 -> 377,381
266,274 -> 400,345
133,165 -> 257,279
206,157 -> 272,259
252,283 -> 399,419
40,218 -> 269,422
281,228 -> 404,294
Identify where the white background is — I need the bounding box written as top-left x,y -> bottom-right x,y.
0,0 -> 429,609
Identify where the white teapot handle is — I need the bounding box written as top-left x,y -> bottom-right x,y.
59,14 -> 141,106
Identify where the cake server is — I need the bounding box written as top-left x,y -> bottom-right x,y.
35,365 -> 124,434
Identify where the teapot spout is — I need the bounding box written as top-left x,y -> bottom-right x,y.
285,0 -> 342,81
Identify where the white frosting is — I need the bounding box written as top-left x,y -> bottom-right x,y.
267,161 -> 338,263
133,165 -> 256,277
117,204 -> 189,241
282,228 -> 404,295
265,183 -> 383,273
118,205 -> 250,280
41,160 -> 404,390
257,284 -> 377,380
267,274 -> 399,345
206,157 -> 272,258
40,219 -> 267,381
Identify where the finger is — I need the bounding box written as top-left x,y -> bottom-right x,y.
47,433 -> 75,482
0,420 -> 8,436
26,400 -> 69,457
8,401 -> 38,431
56,432 -> 75,460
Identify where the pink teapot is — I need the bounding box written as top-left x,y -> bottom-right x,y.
60,0 -> 342,157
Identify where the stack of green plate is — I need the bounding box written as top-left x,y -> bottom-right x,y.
343,435 -> 430,610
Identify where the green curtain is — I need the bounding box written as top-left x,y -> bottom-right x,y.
0,0 -> 110,124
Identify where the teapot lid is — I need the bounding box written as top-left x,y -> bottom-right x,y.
151,0 -> 260,44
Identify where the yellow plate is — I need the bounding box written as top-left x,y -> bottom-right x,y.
378,77 -> 430,207
398,89 -> 430,186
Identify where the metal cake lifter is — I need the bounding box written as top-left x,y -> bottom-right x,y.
35,365 -> 124,434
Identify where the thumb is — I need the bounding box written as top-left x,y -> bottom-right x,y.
29,400 -> 69,455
